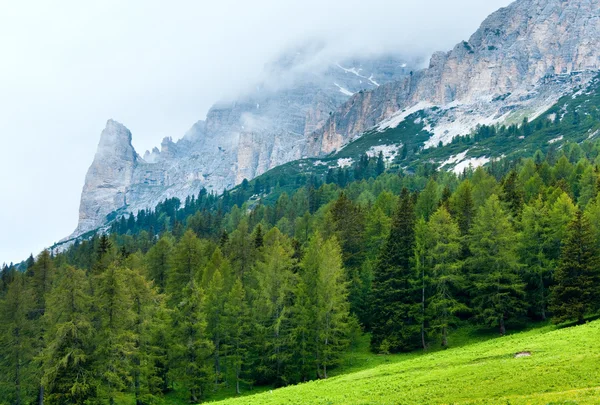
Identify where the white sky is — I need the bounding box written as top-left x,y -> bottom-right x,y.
0,0 -> 513,264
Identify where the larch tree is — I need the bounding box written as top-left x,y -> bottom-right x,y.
469,195 -> 525,335
0,275 -> 35,405
222,278 -> 252,394
167,230 -> 204,306
518,198 -> 552,320
41,266 -> 96,404
173,280 -> 213,403
426,207 -> 466,347
93,264 -> 136,404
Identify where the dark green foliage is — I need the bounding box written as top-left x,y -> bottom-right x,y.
370,189 -> 421,352
9,125 -> 600,403
550,211 -> 600,324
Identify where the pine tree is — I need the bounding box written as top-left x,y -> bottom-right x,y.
550,211 -> 600,324
41,266 -> 97,404
426,208 -> 466,347
468,195 -> 525,335
370,188 -> 421,352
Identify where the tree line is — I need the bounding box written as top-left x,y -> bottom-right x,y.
3,141 -> 600,403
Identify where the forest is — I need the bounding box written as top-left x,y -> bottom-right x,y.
2,138 -> 600,404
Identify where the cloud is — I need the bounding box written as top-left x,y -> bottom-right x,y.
0,0 -> 513,263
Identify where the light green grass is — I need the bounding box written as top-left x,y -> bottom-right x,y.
208,321 -> 600,405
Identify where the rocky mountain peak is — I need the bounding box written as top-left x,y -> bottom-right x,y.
73,120 -> 138,236
306,0 -> 600,156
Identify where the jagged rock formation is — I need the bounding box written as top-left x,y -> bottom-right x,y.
72,52 -> 413,236
307,0 -> 600,156
75,120 -> 137,236
73,0 -> 600,238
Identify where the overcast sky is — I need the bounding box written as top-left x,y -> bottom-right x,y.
0,0 -> 513,264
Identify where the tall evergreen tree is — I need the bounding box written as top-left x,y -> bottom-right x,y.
550,211 -> 600,324
370,188 -> 421,352
450,180 -> 475,236
145,234 -> 173,293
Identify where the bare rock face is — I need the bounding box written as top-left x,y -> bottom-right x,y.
74,120 -> 137,235
307,0 -> 600,156
72,0 -> 600,238
71,52 -> 413,236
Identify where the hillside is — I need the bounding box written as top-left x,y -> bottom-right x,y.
210,321 -> 600,405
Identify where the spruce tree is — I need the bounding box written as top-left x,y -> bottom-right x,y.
469,195 -> 525,335
450,180 -> 475,236
550,211 -> 600,324
370,188 -> 421,352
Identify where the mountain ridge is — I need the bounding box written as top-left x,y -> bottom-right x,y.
71,0 -> 600,240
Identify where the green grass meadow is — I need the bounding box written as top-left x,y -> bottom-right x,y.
206,321 -> 600,405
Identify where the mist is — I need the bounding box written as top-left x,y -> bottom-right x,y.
0,0 -> 513,264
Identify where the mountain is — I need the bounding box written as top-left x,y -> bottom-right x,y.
72,50 -> 414,237
72,0 -> 600,239
306,0 -> 600,156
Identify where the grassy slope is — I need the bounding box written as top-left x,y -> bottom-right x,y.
208,321 -> 600,405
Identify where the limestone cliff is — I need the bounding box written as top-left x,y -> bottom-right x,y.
71,53 -> 412,236
306,0 -> 600,156
75,120 -> 137,236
